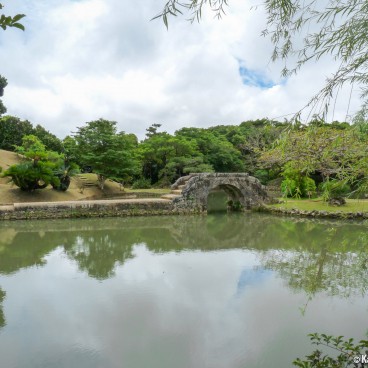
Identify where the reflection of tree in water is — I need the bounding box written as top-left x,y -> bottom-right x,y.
63,231 -> 135,280
258,222 -> 368,307
0,287 -> 5,328
0,229 -> 59,275
0,215 -> 367,294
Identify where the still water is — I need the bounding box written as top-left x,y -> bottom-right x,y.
0,213 -> 367,368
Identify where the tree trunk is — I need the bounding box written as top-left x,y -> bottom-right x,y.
97,174 -> 106,190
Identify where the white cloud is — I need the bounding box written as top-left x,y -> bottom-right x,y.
0,0 -> 361,139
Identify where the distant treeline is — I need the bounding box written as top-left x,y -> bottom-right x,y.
0,115 -> 367,198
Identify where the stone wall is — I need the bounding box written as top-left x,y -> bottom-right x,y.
0,199 -> 185,220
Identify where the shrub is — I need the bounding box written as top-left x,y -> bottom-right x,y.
281,176 -> 317,198
4,161 -> 60,191
302,177 -> 317,198
52,163 -> 79,191
281,178 -> 298,198
254,169 -> 270,185
131,178 -> 151,189
320,179 -> 351,202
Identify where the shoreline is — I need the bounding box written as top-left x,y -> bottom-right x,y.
259,205 -> 368,220
0,198 -> 367,221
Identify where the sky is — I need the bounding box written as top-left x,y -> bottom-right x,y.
0,0 -> 362,139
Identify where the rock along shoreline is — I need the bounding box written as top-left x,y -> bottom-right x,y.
259,205 -> 368,220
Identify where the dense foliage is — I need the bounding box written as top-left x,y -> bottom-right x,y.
2,135 -> 74,192
0,114 -> 367,197
73,119 -> 139,189
293,333 -> 368,367
0,115 -> 63,152
260,121 -> 368,199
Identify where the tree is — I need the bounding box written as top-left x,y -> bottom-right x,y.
0,75 -> 7,116
0,4 -> 25,30
176,127 -> 244,172
74,119 -> 139,189
32,124 -> 63,152
260,124 -> 368,198
3,135 -> 64,191
156,0 -> 368,115
145,123 -> 162,138
0,115 -> 33,150
139,131 -> 201,185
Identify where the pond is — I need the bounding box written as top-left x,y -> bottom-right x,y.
0,213 -> 367,368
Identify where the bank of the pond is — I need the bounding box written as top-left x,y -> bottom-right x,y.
1,197 -> 368,221
0,198 -> 191,220
261,201 -> 368,220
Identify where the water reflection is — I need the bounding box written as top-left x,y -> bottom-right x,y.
0,215 -> 367,288
0,215 -> 367,368
0,287 -> 5,328
259,222 -> 368,298
64,232 -> 135,280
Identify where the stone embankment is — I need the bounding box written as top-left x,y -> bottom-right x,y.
0,198 -> 184,220
261,206 -> 368,220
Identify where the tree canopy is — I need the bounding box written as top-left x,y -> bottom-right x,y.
73,119 -> 140,189
0,114 -> 366,198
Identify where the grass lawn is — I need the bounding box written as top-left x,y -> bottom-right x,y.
268,198 -> 368,213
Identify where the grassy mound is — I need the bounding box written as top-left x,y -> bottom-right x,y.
0,150 -> 170,205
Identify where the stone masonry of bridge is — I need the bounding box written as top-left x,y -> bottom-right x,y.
170,173 -> 270,212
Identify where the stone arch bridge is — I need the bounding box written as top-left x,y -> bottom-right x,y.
168,173 -> 270,213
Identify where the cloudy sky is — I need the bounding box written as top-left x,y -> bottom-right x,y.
0,0 -> 361,139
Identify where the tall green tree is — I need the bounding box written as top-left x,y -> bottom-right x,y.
32,124 -> 63,152
139,131 -> 209,185
74,119 -> 139,189
176,127 -> 244,172
0,116 -> 33,150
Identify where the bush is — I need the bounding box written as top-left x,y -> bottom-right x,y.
254,169 -> 270,185
281,178 -> 298,198
52,163 -> 79,191
320,179 -> 351,202
131,178 -> 151,189
4,161 -> 60,191
302,177 -> 317,198
281,176 -> 317,198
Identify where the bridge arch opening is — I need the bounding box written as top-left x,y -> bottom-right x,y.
207,184 -> 244,213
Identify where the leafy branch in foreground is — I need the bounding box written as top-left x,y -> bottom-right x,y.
0,3 -> 25,31
293,333 -> 368,367
152,0 -> 229,28
155,0 -> 368,117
